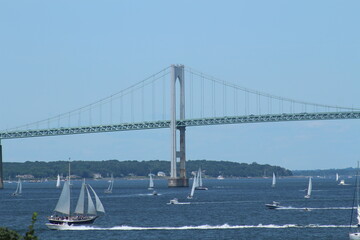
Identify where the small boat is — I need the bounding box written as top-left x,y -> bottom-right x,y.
47,180 -> 105,228
336,173 -> 339,182
152,191 -> 158,196
56,174 -> 61,188
104,174 -> 114,194
339,180 -> 346,185
265,201 -> 282,209
349,162 -> 360,239
272,172 -> 276,188
195,167 -> 208,190
304,177 -> 312,199
187,171 -> 198,199
12,178 -> 22,196
148,173 -> 154,190
167,198 -> 190,205
217,175 -> 224,180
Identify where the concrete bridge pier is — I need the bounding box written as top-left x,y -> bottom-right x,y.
168,65 -> 189,187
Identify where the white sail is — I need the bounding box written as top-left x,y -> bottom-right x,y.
56,174 -> 61,188
88,184 -> 105,213
54,181 -> 71,215
13,178 -> 22,195
305,177 -> 312,198
18,179 -> 22,194
198,168 -> 203,187
74,182 -> 86,214
149,173 -> 154,189
336,173 -> 339,182
86,185 -> 97,215
189,173 -> 197,198
272,173 -> 276,187
357,205 -> 360,226
107,180 -> 113,192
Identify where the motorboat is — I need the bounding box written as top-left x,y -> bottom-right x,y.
265,201 -> 282,209
167,198 -> 190,205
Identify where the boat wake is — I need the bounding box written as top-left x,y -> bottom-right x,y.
54,223 -> 353,231
277,207 -> 353,210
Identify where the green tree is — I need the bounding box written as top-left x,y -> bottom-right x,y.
0,228 -> 21,240
24,212 -> 38,240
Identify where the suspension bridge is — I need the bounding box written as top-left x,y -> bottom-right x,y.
0,64 -> 359,188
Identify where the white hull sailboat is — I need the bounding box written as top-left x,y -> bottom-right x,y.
195,167 -> 208,190
148,173 -> 154,190
104,174 -> 114,194
304,177 -> 312,199
272,172 -> 276,188
12,178 -> 22,196
349,163 -> 360,239
46,180 -> 105,229
56,174 -> 61,188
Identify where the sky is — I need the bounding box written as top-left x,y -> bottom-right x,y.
0,1 -> 359,170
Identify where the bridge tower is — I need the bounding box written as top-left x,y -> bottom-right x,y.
168,64 -> 189,187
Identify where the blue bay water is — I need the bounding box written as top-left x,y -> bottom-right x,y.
0,177 -> 356,240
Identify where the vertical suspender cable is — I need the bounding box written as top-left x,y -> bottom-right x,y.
201,75 -> 204,118
190,72 -> 193,119
212,77 -> 215,117
163,73 -> 166,120
131,90 -> 134,122
142,81 -> 144,122
120,94 -> 123,123
152,80 -> 155,121
99,101 -> 102,125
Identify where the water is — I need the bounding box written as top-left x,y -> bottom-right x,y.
0,177 -> 356,239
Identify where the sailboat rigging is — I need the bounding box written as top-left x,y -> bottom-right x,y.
304,177 -> 312,199
12,178 -> 22,196
195,168 -> 208,190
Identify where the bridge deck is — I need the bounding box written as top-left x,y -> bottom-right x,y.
1,111 -> 359,139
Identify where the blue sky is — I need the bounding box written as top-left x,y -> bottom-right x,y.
0,1 -> 359,170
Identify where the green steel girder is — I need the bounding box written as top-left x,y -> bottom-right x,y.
0,111 -> 359,139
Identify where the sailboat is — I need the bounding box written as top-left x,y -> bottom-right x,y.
349,162 -> 360,239
336,173 -> 339,182
304,177 -> 312,199
46,180 -> 105,229
187,171 -> 198,199
56,174 -> 61,188
272,172 -> 276,188
148,173 -> 154,190
12,178 -> 22,196
195,168 -> 208,190
104,174 -> 114,194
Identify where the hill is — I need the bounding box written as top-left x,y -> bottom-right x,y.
3,160 -> 292,179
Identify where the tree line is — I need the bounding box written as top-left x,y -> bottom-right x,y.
3,160 -> 292,179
